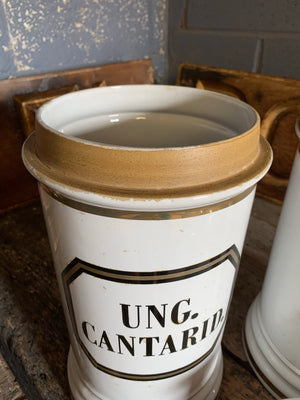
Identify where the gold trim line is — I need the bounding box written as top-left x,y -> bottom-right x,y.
41,185 -> 255,220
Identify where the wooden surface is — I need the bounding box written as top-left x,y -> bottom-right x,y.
0,60 -> 153,213
177,64 -> 300,204
0,353 -> 27,400
0,197 -> 280,400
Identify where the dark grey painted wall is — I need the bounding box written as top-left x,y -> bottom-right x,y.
168,0 -> 300,83
0,0 -> 168,82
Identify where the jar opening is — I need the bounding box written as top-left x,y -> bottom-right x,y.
38,85 -> 258,149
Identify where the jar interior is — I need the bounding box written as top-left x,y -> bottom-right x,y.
39,86 -> 257,149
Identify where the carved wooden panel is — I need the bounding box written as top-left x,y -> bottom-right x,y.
0,60 -> 153,212
177,64 -> 300,204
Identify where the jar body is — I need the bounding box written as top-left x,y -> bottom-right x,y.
261,148 -> 300,369
244,144 -> 300,399
39,184 -> 256,400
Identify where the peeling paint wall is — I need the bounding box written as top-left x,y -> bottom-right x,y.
0,0 -> 168,82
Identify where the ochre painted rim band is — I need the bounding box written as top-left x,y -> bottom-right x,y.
22,86 -> 272,199
41,184 -> 255,220
34,122 -> 260,192
25,131 -> 270,200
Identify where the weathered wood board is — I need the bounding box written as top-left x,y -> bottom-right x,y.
0,352 -> 27,400
0,60 -> 153,213
177,64 -> 300,204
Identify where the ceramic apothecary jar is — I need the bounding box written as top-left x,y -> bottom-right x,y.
22,85 -> 272,400
244,118 -> 300,399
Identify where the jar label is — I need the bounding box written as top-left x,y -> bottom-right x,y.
62,245 -> 240,381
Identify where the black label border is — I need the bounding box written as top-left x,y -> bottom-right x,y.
62,245 -> 240,381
